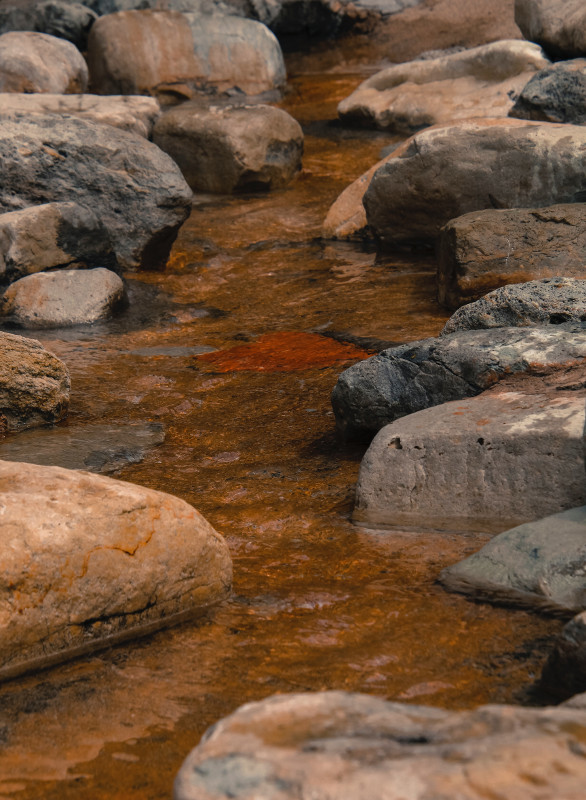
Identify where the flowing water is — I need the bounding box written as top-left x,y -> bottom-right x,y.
0,67 -> 563,799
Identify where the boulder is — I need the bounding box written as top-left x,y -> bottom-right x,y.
363,119 -> 586,247
0,113 -> 193,270
80,0 -> 238,16
0,0 -> 97,49
0,460 -> 232,680
541,610 -> 586,699
338,40 -> 549,134
442,278 -> 586,335
510,59 -> 586,125
354,383 -> 586,532
0,93 -> 161,138
0,331 -> 70,429
322,152 -> 389,240
174,691 -> 586,800
331,325 -> 586,440
1,268 -> 127,328
153,101 -> 303,193
437,204 -> 586,309
515,0 -> 586,59
0,202 -> 117,284
440,506 -> 586,612
0,30 -> 88,93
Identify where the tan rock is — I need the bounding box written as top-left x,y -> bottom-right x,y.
0,460 -> 233,681
0,30 -> 88,93
515,0 -> 586,58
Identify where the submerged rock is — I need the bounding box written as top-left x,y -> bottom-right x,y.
515,0 -> 586,58
509,59 -> 586,125
0,30 -> 88,93
541,610 -> 586,698
0,0 -> 97,49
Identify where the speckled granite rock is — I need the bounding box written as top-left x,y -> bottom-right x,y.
509,59 -> 586,125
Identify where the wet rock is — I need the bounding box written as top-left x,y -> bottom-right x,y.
510,59 -> 586,125
1,268 -> 127,328
0,0 -> 97,49
440,506 -> 586,612
363,119 -> 586,247
442,278 -> 586,335
437,204 -> 586,309
174,691 -> 586,800
331,325 -> 586,440
0,331 -> 69,430
338,40 -> 549,134
0,113 -> 192,270
541,610 -> 586,698
0,93 -> 161,138
0,202 -> 117,285
0,459 -> 232,681
153,102 -> 303,193
515,0 -> 586,59
322,155 -> 384,239
0,30 -> 88,93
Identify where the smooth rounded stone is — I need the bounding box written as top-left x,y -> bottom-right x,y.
0,30 -> 88,93
0,113 -> 193,270
541,610 -> 586,699
515,0 -> 586,59
338,40 -> 549,134
184,13 -> 286,95
153,102 -> 303,193
0,93 -> 161,138
0,459 -> 232,681
437,204 -> 586,309
0,202 -> 117,285
0,331 -> 69,430
0,0 -> 97,49
442,278 -> 586,335
363,119 -> 586,247
440,507 -> 586,612
510,59 -> 586,125
174,691 -> 586,800
331,325 -> 586,440
1,268 -> 127,328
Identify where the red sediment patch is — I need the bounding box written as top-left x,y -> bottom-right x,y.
196,332 -> 369,372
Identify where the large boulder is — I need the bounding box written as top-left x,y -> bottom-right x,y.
541,610 -> 586,699
0,0 -> 97,49
515,0 -> 586,59
437,203 -> 586,309
338,40 -> 549,134
0,331 -> 70,429
509,59 -> 586,125
174,691 -> 586,800
0,460 -> 232,680
363,119 -> 586,247
0,30 -> 88,93
440,506 -> 586,613
0,113 -> 193,270
153,101 -> 303,193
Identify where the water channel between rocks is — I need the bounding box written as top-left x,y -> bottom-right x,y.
0,69 -> 562,799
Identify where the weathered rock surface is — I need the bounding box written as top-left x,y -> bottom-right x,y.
437,204 -> 586,309
153,101 -> 303,193
332,325 -> 586,440
0,460 -> 232,680
440,506 -> 586,612
0,202 -> 117,285
442,278 -> 586,335
1,268 -> 127,328
542,610 -> 586,698
174,690 -> 586,800
515,0 -> 586,59
0,30 -> 88,93
80,0 -> 241,16
363,119 -> 586,247
0,0 -> 97,49
0,113 -> 193,270
354,381 -> 586,532
338,40 -> 549,134
0,93 -> 160,138
510,59 -> 586,125
0,331 -> 70,429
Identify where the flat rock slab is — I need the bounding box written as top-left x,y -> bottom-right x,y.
0,0 -> 97,49
332,325 -> 586,440
0,459 -> 232,681
515,0 -> 586,58
510,59 -> 586,125
442,277 -> 586,334
174,691 -> 586,800
153,102 -> 303,193
541,610 -> 586,698
363,119 -> 586,246
0,30 -> 87,93
437,203 -> 586,308
0,331 -> 69,430
338,40 -> 549,134
440,507 -> 586,613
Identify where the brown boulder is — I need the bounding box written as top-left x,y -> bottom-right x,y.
0,30 -> 88,93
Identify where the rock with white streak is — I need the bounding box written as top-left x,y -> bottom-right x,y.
0,30 -> 88,93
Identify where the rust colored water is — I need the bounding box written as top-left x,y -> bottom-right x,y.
0,67 -> 562,800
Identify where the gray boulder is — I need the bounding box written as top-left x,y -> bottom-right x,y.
510,59 -> 586,125
515,0 -> 586,59
0,30 -> 88,93
440,507 -> 586,613
78,0 -> 239,15
541,610 -> 586,699
0,113 -> 193,270
0,0 -> 97,49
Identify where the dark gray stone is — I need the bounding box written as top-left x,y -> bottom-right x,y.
510,59 -> 586,124
541,611 -> 586,699
0,0 -> 96,49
